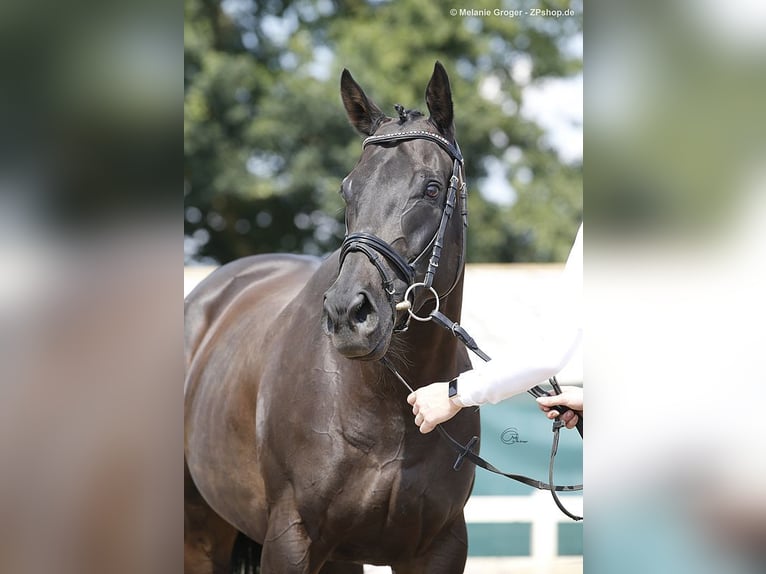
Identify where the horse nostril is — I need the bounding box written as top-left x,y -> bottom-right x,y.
322,296 -> 336,334
353,292 -> 374,325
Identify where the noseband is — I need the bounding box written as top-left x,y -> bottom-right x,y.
339,130 -> 467,332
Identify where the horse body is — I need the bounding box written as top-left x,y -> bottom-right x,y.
185,254 -> 477,571
185,63 -> 479,573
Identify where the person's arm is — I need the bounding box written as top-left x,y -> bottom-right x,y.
450,332 -> 580,407
451,223 -> 583,407
408,224 -> 583,433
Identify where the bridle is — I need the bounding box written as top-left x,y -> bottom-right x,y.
338,128 -> 583,521
339,129 -> 467,333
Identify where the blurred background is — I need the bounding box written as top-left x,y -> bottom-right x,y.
1,0 -> 764,573
587,1 -> 766,573
183,0 -> 583,265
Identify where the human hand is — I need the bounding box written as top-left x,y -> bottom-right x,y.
406,381 -> 462,434
536,386 -> 582,430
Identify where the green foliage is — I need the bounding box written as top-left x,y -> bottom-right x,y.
184,0 -> 582,263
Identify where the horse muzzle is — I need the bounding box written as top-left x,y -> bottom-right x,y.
322,286 -> 390,360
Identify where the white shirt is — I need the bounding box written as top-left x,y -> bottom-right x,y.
453,223 -> 583,407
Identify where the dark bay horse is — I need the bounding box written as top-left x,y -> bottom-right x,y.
185,62 -> 480,573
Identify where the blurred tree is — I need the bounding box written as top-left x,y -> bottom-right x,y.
184,0 -> 582,264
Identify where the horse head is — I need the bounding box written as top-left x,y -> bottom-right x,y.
322,62 -> 465,360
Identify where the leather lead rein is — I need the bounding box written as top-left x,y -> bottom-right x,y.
383,333 -> 583,520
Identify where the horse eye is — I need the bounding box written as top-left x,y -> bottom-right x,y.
425,182 -> 440,198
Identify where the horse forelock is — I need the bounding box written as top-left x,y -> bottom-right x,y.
398,107 -> 424,124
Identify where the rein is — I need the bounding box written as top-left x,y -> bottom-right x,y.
341,128 -> 583,521
382,339 -> 583,522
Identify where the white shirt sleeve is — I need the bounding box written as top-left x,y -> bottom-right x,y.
453,223 -> 583,407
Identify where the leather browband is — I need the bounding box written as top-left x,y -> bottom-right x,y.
363,130 -> 463,163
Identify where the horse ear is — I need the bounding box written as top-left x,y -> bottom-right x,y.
340,69 -> 386,136
425,61 -> 454,139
